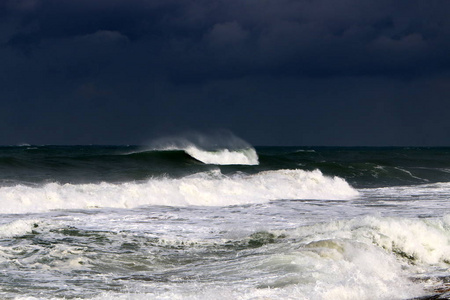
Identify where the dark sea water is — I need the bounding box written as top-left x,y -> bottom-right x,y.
0,144 -> 449,299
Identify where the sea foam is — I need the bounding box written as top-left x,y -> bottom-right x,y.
0,169 -> 358,214
292,215 -> 450,267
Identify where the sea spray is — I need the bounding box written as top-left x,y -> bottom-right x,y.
148,130 -> 254,151
147,130 -> 259,165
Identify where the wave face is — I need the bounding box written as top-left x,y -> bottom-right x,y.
133,146 -> 259,165
0,169 -> 358,214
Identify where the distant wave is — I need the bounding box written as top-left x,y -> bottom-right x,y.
185,146 -> 259,165
146,130 -> 260,165
127,146 -> 259,165
0,169 -> 358,214
147,146 -> 259,165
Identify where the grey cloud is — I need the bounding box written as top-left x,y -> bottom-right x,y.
3,0 -> 450,80
205,21 -> 249,47
1,0 -> 450,145
160,0 -> 450,81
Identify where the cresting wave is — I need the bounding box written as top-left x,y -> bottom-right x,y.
184,146 -> 259,165
146,131 -> 260,165
0,169 -> 358,214
137,145 -> 259,165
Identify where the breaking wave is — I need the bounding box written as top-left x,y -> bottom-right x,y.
0,169 -> 358,214
128,145 -> 259,165
146,130 -> 259,165
154,146 -> 259,165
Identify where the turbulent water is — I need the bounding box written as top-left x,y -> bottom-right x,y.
0,144 -> 450,299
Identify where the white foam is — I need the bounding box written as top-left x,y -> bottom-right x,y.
16,236 -> 424,299
8,214 -> 446,300
362,182 -> 450,201
0,169 -> 358,214
292,215 -> 450,267
362,216 -> 450,266
0,219 -> 40,237
185,146 -> 259,165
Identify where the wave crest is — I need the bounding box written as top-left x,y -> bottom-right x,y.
0,169 -> 358,214
184,146 -> 258,165
147,131 -> 259,165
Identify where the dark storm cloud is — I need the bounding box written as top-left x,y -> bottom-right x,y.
3,0 -> 450,81
1,0 -> 450,145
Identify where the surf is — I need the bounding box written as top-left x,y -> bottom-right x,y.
0,169 -> 358,214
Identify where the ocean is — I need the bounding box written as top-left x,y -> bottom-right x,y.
0,142 -> 449,299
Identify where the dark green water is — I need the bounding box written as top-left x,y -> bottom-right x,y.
1,145 -> 450,187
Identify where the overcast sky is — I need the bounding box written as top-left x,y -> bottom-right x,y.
1,0 -> 450,146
